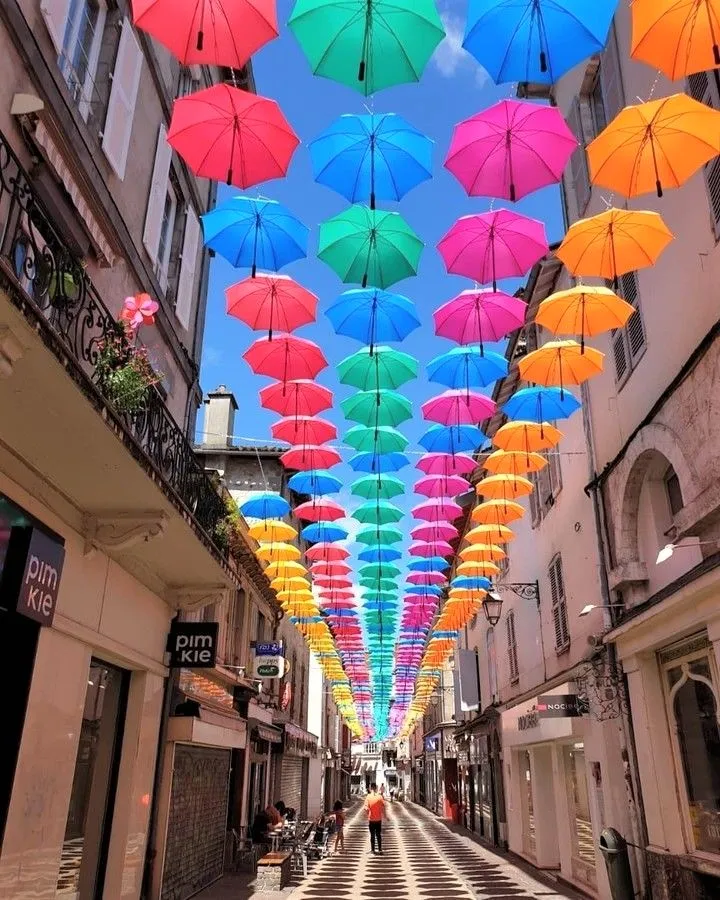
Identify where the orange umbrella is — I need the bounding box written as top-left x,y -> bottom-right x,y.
587,93 -> 720,198
536,286 -> 635,350
556,208 -> 673,281
493,421 -> 563,453
471,499 -> 525,525
483,449 -> 548,476
465,523 -> 514,544
518,340 -> 604,388
476,473 -> 534,501
458,560 -> 502,578
631,0 -> 720,80
460,545 -> 507,564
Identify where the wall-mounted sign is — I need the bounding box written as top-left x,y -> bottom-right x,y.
424,735 -> 440,753
253,641 -> 285,678
537,694 -> 584,718
167,622 -> 218,668
281,680 -> 292,710
518,710 -> 540,731
16,528 -> 65,626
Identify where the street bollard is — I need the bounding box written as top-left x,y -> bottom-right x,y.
599,828 -> 635,900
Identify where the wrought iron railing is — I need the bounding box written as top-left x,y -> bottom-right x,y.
0,131 -> 226,544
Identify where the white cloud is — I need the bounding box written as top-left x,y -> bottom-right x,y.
433,7 -> 489,87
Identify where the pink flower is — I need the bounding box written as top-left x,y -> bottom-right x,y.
121,293 -> 159,328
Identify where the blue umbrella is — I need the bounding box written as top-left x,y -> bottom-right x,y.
202,196 -> 309,275
288,469 -> 343,496
348,452 -> 410,473
301,522 -> 349,543
430,630 -> 459,641
452,576 -> 492,591
503,386 -> 581,422
464,0 -> 619,86
310,112 -> 433,208
404,584 -> 443,596
408,557 -> 449,573
239,492 -> 290,519
359,546 -> 403,563
419,424 -> 486,453
427,347 -> 508,390
326,288 -> 421,349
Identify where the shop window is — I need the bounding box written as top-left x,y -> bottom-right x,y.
506,610 -> 519,684
564,743 -> 597,883
521,750 -> 536,858
549,554 -> 570,652
661,635 -> 720,855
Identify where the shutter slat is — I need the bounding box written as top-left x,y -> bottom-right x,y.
600,24 -> 625,121
102,19 -> 143,180
688,71 -> 711,105
143,125 -> 172,264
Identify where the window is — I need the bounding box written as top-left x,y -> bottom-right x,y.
610,271 -> 646,384
529,444 -> 563,527
178,65 -> 202,97
687,71 -> 720,237
156,180 -> 178,291
665,466 -> 684,517
58,0 -> 106,120
506,610 -> 519,684
566,98 -> 590,217
364,742 -> 378,754
549,554 -> 570,652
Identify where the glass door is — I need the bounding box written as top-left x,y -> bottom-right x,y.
563,743 -> 596,885
520,751 -> 536,859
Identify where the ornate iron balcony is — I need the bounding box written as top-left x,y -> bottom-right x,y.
0,131 -> 226,545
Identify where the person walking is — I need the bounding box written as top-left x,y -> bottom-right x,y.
332,800 -> 345,853
364,783 -> 386,855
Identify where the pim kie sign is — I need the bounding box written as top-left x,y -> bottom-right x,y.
4,526 -> 66,626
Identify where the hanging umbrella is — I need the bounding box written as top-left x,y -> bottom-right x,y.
471,500 -> 525,525
484,449 -> 548,476
493,421 -> 563,453
556,208 -> 673,282
456,561 -> 503,579
438,210 -> 548,290
631,0 -> 720,79
353,501 -> 404,525
452,576 -> 492,590
348,452 -> 410,473
288,0 -> 445,95
463,0 -> 619,85
293,498 -> 346,521
434,289 -> 527,345
356,524 -> 404,545
131,0 -> 278,67
302,522 -> 349,543
410,521 -> 460,542
168,85 -> 299,188
587,94 -> 720,198
318,205 -> 423,289
416,453 -> 476,476
518,341 -> 605,389
409,540 -> 454,557
341,390 -> 414,427
536,285 -> 634,350
475,473 -> 534,501
338,346 -> 418,390
272,416 -> 337,445
280,444 -> 342,471
248,520 -> 297,542
427,347 -> 508,391
271,575 -> 310,592
360,563 -> 402,580
412,499 -> 463,522
419,425 -> 485,454
244,334 -> 328,380
503,386 -> 581,422
239,492 -> 290,519
345,425 -> 409,454
326,288 -> 420,349
422,391 -> 497,426
465,523 -> 515,544
351,474 -> 406,500
312,563 -> 352,578
306,543 -> 350,562
226,274 -> 317,338
407,570 -> 447,585
256,542 -> 302,562
288,469 -> 343,496
445,99 -> 577,201
414,475 -> 471,499
265,560 -> 308,578
260,379 -> 333,416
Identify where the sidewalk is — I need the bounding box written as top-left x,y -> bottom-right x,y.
192,870 -> 293,900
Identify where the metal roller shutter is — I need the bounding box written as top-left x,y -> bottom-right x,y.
280,755 -> 304,816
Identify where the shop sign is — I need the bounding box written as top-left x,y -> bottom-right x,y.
425,735 -> 440,753
167,622 -> 218,668
518,710 -> 540,731
537,694 -> 584,718
16,528 -> 65,626
253,641 -> 285,679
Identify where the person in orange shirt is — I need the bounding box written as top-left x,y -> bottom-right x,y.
364,783 -> 386,854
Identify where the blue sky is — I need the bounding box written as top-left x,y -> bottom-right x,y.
199,0 -> 564,579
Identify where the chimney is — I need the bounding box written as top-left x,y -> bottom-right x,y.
201,385 -> 238,447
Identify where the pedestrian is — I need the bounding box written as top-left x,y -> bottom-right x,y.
332,800 -> 345,853
364,783 -> 385,855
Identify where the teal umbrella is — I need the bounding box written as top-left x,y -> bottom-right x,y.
345,425 -> 409,454
352,500 -> 404,525
341,390 -> 413,426
359,563 -> 402,580
351,474 -> 406,500
338,346 -> 418,390
288,0 -> 445,96
318,205 -> 423,288
356,524 -> 404,545
359,577 -> 398,591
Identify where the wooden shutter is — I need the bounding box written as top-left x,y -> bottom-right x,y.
529,471 -> 541,527
687,72 -> 720,234
600,24 -> 625,122
102,18 -> 143,180
549,555 -> 569,650
619,272 -> 646,363
143,125 -> 172,264
549,444 -> 562,496
41,0 -> 71,54
566,98 -> 590,216
506,611 -> 519,682
175,207 -> 201,330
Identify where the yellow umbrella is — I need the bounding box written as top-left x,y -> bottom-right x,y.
518,340 -> 604,388
248,519 -> 298,542
476,473 -> 534,501
460,546 -> 506,566
265,560 -> 307,578
536,286 -> 635,349
587,93 -> 720,198
458,561 -> 502,578
256,542 -> 302,562
460,539 -> 506,558
631,0 -> 720,80
465,523 -> 514,544
483,449 -> 547,476
471,499 -> 525,525
271,575 -> 310,592
493,421 -> 563,453
556,208 -> 673,281
277,588 -> 314,601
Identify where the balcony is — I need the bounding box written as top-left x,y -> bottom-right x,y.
0,130 -> 232,605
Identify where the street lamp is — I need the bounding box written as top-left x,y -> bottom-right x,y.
656,540 -> 717,564
482,591 -> 504,626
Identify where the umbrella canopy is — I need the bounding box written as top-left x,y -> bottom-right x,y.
445,99 -> 577,201
416,453 -> 477,476
427,347 -> 508,390
265,560 -> 308,578
256,542 -> 302,562
239,492 -> 291,519
422,391 -> 497,426
630,0 -> 720,80
351,474 -> 406,500
306,544 -> 351,562
518,341 -> 605,388
463,0 -> 619,85
503,386 -> 582,422
353,501 -> 404,525
484,449 -> 548,476
302,523 -> 349,543
226,274 -> 317,337
288,0 -> 445,95
476,474 -> 534,501
419,425 -> 485,454
412,499 -> 463,522
356,524 -> 404,545
459,542 -> 506,561
359,546 -> 403,563
318,205 -> 423,288
493,421 -> 563,453
414,475 -> 471,499
287,469 -> 343,496
348,452 -> 410,473
280,444 -> 342,470
326,288 -> 420,348
434,289 -> 527,344
168,85 -> 299,188
244,334 -> 328,380
465,523 -> 514,544
410,521 -> 460,542
338,346 -> 418,390
310,112 -> 433,207
536,286 -> 635,348
131,0 -> 278,68
312,561 -> 352,576
408,557 -> 449,573
556,208 -> 673,281
272,416 -> 337,445
260,379 -> 333,416
471,500 -> 525,525
409,540 -> 454,557
407,571 -> 447,586
360,563 -> 402,580
587,94 -> 720,198
341,390 -> 414,427
345,425 -> 409,454
438,210 -> 548,289
293,498 -> 346,522
248,520 -> 297,542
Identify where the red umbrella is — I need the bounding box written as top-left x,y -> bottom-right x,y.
293,498 -> 346,521
319,590 -> 355,601
226,274 -> 317,338
311,562 -> 352,576
167,84 -> 299,189
131,0 -> 278,69
244,334 -> 328,380
271,416 -> 337,445
260,380 -> 333,417
320,599 -> 356,609
305,544 -> 350,562
314,577 -> 354,590
280,445 -> 342,471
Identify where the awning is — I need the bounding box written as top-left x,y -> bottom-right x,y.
250,721 -> 283,744
283,722 -> 319,757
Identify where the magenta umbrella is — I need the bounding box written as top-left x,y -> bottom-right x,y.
417,453 -> 477,476
438,210 -> 548,290
445,100 -> 577,202
422,390 -> 497,426
410,521 -> 459,542
434,289 -> 527,345
407,571 -> 448,586
412,499 -> 463,522
414,474 -> 471,498
409,540 -> 454,557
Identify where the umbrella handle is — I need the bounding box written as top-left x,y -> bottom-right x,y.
197,30 -> 204,50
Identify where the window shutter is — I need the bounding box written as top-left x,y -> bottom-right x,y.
618,272 -> 646,363
567,98 -> 590,215
687,72 -> 720,233
143,125 -> 172,264
549,444 -> 562,496
102,18 -> 143,180
41,0 -> 71,54
529,471 -> 541,527
506,611 -> 519,682
550,556 -> 569,649
176,207 -> 201,330
600,24 -> 625,122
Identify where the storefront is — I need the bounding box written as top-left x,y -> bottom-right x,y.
458,707 -> 506,848
275,723 -> 318,819
247,719 -> 282,821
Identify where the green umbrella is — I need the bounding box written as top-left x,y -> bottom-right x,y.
359,563 -> 401,580
352,499 -> 404,525
341,389 -> 413,426
288,0 -> 445,96
362,590 -> 398,603
338,346 -> 418,390
345,424 -> 409,454
359,577 -> 398,591
318,205 -> 423,288
351,474 -> 405,500
356,524 -> 404,545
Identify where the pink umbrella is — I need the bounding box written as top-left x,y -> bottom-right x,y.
422,390 -> 497,426
167,84 -> 299,189
271,416 -> 337,445
414,474 -> 471,498
407,571 -> 448,586
260,380 -> 333,416
293,498 -> 346,521
409,540 -> 454,557
311,562 -> 352,576
434,289 -> 527,345
412,499 -> 463,522
226,274 -> 317,338
305,544 -> 350,562
445,100 -> 577,202
280,445 -> 341,471
437,210 -> 548,290
314,577 -> 353,589
417,453 -> 477,477
410,521 -> 459,542
319,589 -> 355,600
244,334 -> 327,380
